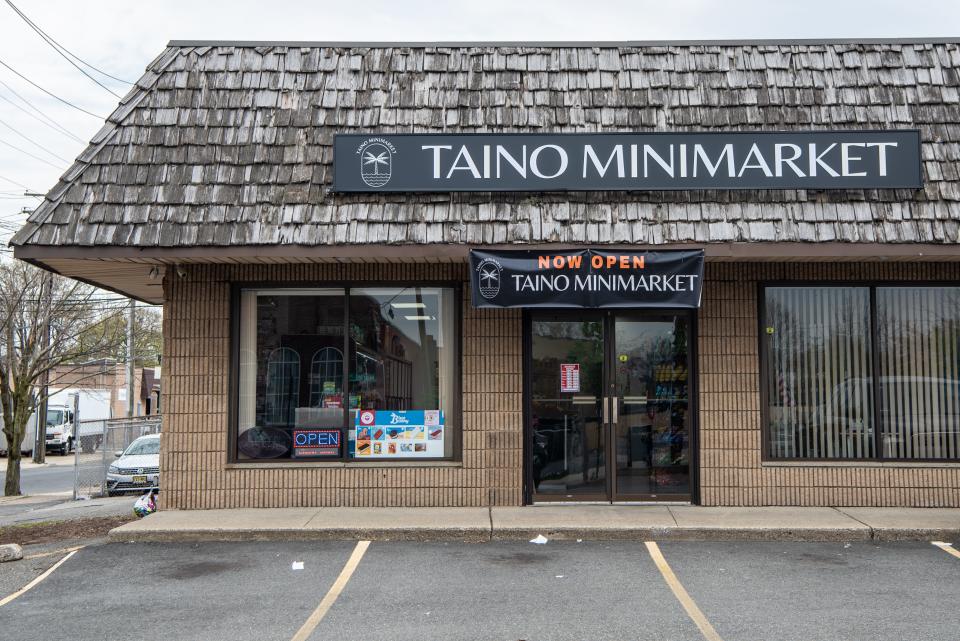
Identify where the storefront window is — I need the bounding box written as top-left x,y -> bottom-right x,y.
236,286 -> 458,461
877,287 -> 960,459
763,285 -> 960,461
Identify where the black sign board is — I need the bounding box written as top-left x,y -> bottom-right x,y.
470,249 -> 705,309
334,131 -> 921,192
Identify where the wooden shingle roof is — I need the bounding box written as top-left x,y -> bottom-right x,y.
11,40 -> 960,254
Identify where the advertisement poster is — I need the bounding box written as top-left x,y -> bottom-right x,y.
560,363 -> 580,393
321,381 -> 342,408
352,410 -> 444,458
292,429 -> 341,458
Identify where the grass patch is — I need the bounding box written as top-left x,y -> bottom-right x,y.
0,515 -> 136,545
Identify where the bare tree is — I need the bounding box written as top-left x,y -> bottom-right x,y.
0,261 -> 126,496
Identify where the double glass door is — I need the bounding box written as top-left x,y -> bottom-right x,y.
528,311 -> 693,502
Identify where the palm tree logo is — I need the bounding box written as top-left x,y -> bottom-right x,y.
477,259 -> 501,299
364,151 -> 388,172
360,141 -> 392,187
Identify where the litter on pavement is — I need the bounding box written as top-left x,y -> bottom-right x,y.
529,534 -> 548,544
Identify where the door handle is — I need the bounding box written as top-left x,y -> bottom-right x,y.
602,396 -> 609,423
611,396 -> 618,424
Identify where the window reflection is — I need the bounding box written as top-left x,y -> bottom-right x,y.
265,347 -> 300,426
237,287 -> 457,461
764,285 -> 960,461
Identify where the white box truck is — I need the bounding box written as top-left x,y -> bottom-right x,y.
44,389 -> 113,455
0,389 -> 113,456
0,412 -> 38,457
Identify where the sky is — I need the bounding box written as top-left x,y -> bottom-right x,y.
0,0 -> 958,248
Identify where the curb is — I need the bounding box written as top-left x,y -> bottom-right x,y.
108,525 -> 960,544
108,527 -> 492,543
490,527 -> 875,542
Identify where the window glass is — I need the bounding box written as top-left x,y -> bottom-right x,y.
764,285 -> 960,461
348,288 -> 456,459
763,287 -> 875,459
125,438 -> 160,456
237,287 -> 457,461
876,287 -> 960,459
238,290 -> 346,460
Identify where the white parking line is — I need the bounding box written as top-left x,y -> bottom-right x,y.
290,540 -> 370,641
931,541 -> 960,560
0,547 -> 82,607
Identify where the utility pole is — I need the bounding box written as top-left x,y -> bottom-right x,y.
32,273 -> 52,463
71,392 -> 79,499
126,299 -> 135,418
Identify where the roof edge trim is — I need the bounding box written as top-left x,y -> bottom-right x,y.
15,242 -> 960,263
166,38 -> 960,48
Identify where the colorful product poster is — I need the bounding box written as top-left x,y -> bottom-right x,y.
320,381 -> 342,408
351,410 -> 444,458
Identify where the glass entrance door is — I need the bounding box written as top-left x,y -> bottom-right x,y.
529,313 -> 607,500
528,311 -> 693,502
611,314 -> 692,500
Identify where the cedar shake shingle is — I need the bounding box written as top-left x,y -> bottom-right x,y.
11,41 -> 960,250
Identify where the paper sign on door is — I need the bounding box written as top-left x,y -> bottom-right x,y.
560,363 -> 581,393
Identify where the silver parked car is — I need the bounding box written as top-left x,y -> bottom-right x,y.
107,434 -> 160,495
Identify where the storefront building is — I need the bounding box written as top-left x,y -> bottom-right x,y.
12,40 -> 960,509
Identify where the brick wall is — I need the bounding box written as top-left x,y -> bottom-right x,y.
160,263 -> 523,509
699,261 -> 960,507
161,260 -> 960,509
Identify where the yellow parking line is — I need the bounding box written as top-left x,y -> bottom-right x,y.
931,541 -> 960,560
645,541 -> 724,641
0,547 -> 83,607
290,540 -> 370,641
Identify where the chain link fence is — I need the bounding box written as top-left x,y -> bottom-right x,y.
74,416 -> 162,499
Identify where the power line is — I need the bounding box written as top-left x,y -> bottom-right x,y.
0,210 -> 32,220
3,0 -> 123,97
0,56 -> 105,119
0,137 -> 63,169
0,117 -> 70,163
0,172 -> 33,191
2,1 -> 134,87
0,81 -> 84,143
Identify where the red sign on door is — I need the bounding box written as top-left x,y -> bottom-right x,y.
560,363 -> 581,393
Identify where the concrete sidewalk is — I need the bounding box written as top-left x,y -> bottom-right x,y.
0,494 -> 135,527
109,505 -> 960,543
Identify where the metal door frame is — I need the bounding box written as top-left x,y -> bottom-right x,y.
523,308 -> 699,505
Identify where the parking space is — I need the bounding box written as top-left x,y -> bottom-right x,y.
1,541 -> 359,641
660,540 -> 960,641
1,539 -> 958,641
314,541 -> 697,641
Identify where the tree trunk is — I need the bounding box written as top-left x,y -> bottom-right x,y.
4,447 -> 21,496
3,396 -> 31,496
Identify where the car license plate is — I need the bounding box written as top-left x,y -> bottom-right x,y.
132,475 -> 148,484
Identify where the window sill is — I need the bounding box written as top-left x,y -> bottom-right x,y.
762,460 -> 960,469
225,460 -> 464,470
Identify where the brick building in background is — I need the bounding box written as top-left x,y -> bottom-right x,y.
11,39 -> 960,509
48,360 -> 161,418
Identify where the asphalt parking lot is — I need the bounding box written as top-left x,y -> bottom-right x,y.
1,539 -> 958,641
